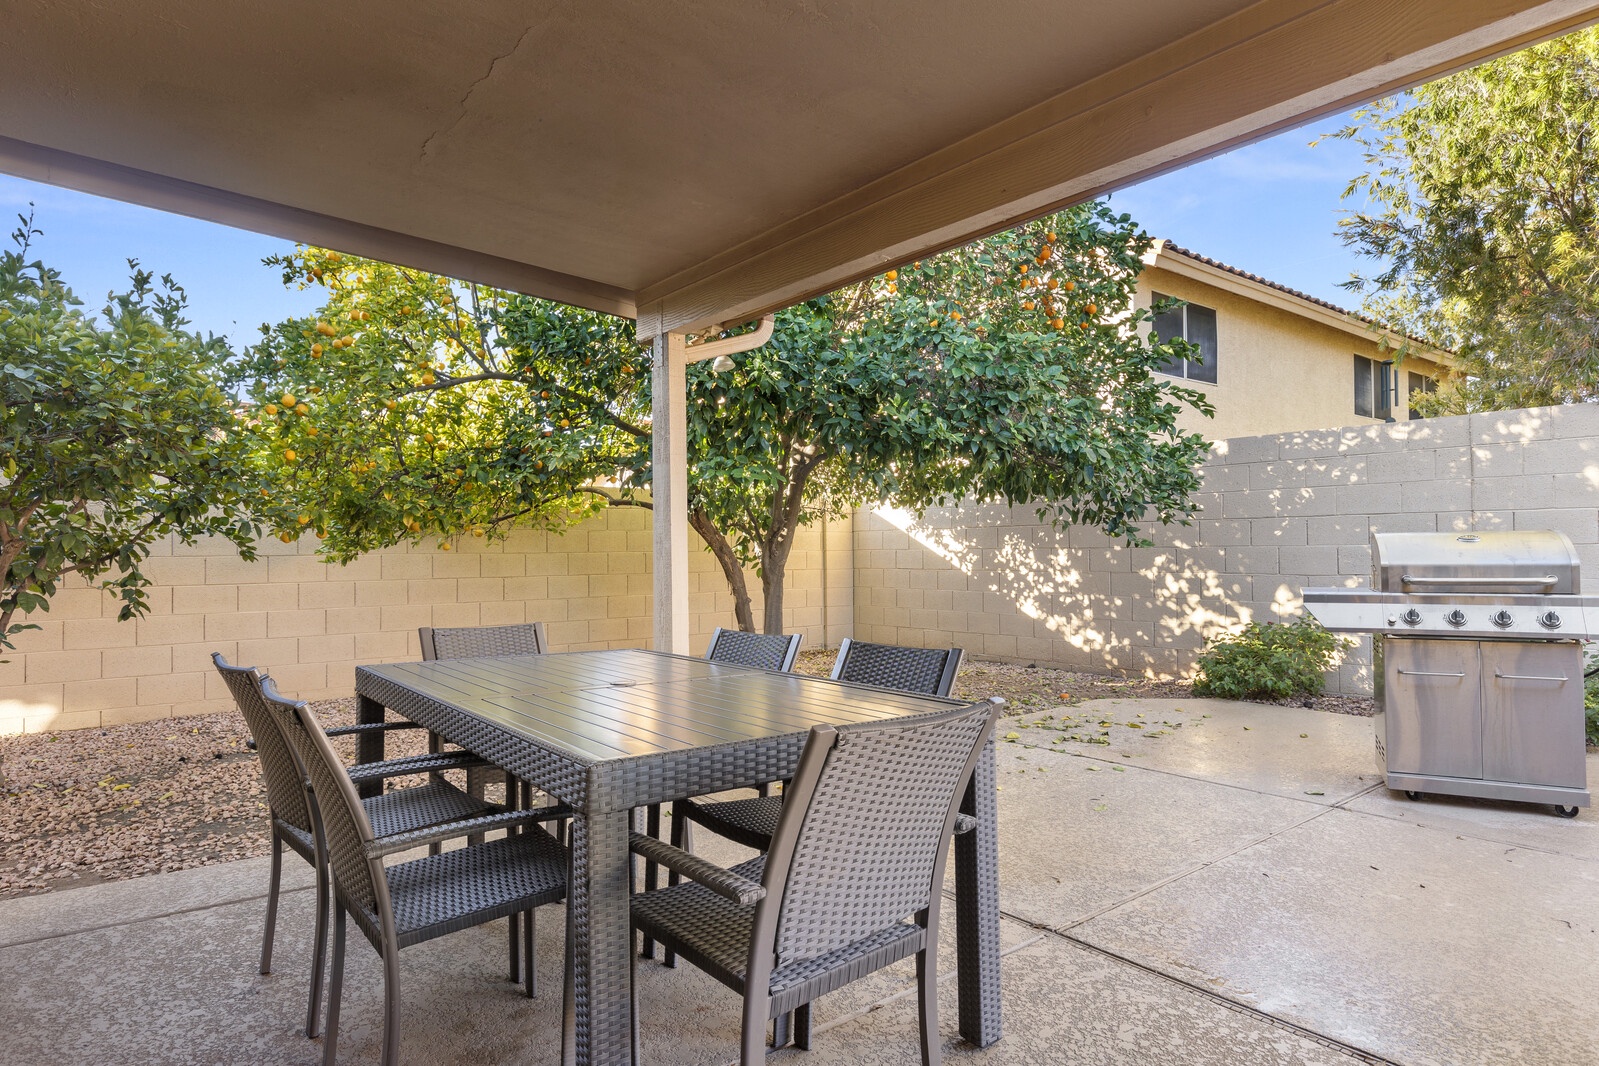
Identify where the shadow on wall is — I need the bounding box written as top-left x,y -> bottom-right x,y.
856,404 -> 1599,693
860,502 -> 1268,681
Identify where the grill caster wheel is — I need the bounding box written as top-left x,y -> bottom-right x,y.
1404,790 -> 1423,801
1555,805 -> 1580,818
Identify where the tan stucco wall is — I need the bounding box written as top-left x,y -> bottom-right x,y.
0,510 -> 853,735
1138,265 -> 1444,442
853,404 -> 1599,695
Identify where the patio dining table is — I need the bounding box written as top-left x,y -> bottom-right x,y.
353,647 -> 1002,1066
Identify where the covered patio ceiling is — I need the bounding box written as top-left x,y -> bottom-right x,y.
7,1 -> 1598,339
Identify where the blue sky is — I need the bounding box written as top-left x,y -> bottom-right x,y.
0,112 -> 1376,347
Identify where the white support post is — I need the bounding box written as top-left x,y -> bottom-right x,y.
651,331 -> 690,654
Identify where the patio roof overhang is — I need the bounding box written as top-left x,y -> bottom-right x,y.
5,0 -> 1596,653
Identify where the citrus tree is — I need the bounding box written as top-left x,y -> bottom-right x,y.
233,201 -> 1213,633
0,213 -> 262,651
1329,26 -> 1599,411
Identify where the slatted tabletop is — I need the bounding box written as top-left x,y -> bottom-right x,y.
353,648 -> 1001,1066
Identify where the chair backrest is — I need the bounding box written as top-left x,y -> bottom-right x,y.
420,622 -> 549,660
704,627 -> 803,672
259,676 -> 390,928
829,638 -> 963,697
212,653 -> 314,837
755,700 -> 998,969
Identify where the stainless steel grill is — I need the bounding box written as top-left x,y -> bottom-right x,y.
1304,531 -> 1594,815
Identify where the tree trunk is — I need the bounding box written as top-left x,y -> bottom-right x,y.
760,535 -> 793,636
688,508 -> 756,632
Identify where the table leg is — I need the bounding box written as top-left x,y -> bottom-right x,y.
355,694 -> 386,800
564,808 -> 637,1066
954,734 -> 1001,1047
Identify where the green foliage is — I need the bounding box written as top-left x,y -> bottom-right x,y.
234,201 -> 1213,632
1191,618 -> 1353,702
0,212 -> 262,652
1329,27 -> 1599,412
1584,652 -> 1599,747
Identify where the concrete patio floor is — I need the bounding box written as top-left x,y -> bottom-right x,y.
3,697 -> 1596,1065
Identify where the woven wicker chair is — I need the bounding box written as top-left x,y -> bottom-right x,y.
639,626 -> 803,961
672,639 -> 964,852
419,622 -> 557,973
418,622 -> 549,660
632,699 -> 999,1065
261,677 -> 569,1066
213,654 -> 500,1038
704,627 -> 802,671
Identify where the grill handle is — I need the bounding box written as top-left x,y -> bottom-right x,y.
1396,669 -> 1466,679
1494,670 -> 1569,683
1399,574 -> 1558,591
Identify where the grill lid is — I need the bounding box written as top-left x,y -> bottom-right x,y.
1371,531 -> 1579,595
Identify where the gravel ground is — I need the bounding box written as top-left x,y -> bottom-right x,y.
1,655 -> 1371,900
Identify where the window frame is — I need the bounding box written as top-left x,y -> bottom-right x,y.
1150,293 -> 1218,384
1354,354 -> 1395,421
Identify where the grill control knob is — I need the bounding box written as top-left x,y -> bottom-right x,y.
1400,608 -> 1423,626
1491,609 -> 1514,629
1539,610 -> 1563,630
1445,609 -> 1468,628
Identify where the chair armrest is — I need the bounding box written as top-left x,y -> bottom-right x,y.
365,807 -> 570,858
629,832 -> 766,906
323,721 -> 426,738
346,750 -> 486,784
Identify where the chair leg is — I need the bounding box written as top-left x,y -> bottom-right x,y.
641,804 -> 661,959
260,833 -> 283,975
306,862 -> 331,1038
663,810 -> 687,968
772,1011 -> 792,1049
509,914 -> 521,983
916,947 -> 940,1066
523,908 -> 536,998
795,1003 -> 813,1050
323,904 -> 347,1066
740,995 -> 766,1066
380,944 -> 402,1066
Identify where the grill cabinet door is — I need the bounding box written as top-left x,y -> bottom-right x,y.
1383,638 -> 1481,779
1481,641 -> 1586,788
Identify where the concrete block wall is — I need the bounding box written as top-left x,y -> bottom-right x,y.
854,404 -> 1599,695
0,509 -> 852,734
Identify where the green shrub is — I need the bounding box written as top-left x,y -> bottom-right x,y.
1584,660 -> 1599,748
1192,618 -> 1353,701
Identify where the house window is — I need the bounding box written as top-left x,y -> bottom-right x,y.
1151,294 -> 1218,383
1408,371 -> 1437,420
1354,355 -> 1395,420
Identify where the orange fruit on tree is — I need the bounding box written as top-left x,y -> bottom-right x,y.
1079,320 -> 1091,330
1050,317 -> 1065,330
423,432 -> 436,443
1062,280 -> 1076,292
281,393 -> 296,408
886,282 -> 897,294
1048,279 -> 1059,291
295,403 -> 310,416
1022,300 -> 1035,311
1085,303 -> 1097,315
283,449 -> 297,462
928,319 -> 939,329
559,418 -> 570,428
316,321 -> 336,337
297,514 -> 311,526
884,269 -> 898,282
306,426 -> 319,437
263,403 -> 280,416
421,372 -> 437,386
1045,230 -> 1057,242
311,343 -> 324,357
384,399 -> 397,410
278,532 -> 293,543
